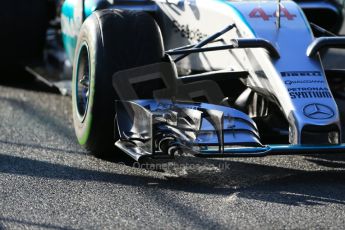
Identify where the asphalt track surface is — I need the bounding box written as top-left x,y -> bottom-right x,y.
1,34 -> 345,230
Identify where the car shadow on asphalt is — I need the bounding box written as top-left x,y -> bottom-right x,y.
2,152 -> 345,229
237,170 -> 345,206
0,216 -> 69,230
0,68 -> 60,94
306,154 -> 345,169
0,153 -> 231,195
2,152 -> 345,205
0,153 -> 232,229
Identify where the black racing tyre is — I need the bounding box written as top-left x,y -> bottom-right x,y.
0,0 -> 48,67
72,10 -> 164,158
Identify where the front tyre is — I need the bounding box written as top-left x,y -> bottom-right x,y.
72,10 -> 164,158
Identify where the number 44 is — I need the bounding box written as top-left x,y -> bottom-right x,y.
249,7 -> 296,20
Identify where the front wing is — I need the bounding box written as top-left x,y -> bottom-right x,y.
115,99 -> 345,161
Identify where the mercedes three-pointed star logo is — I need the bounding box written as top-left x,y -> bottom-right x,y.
303,103 -> 334,119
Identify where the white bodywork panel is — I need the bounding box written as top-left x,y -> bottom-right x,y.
156,0 -> 340,144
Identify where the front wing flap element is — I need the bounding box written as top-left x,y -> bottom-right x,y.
115,99 -> 262,161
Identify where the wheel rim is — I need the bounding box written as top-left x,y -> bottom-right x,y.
75,43 -> 90,121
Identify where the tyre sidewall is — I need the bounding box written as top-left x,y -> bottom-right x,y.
72,14 -> 104,150
72,10 -> 164,156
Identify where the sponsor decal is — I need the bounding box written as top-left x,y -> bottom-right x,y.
249,7 -> 296,21
285,80 -> 324,85
289,87 -> 332,99
172,20 -> 207,42
303,103 -> 334,119
281,71 -> 322,77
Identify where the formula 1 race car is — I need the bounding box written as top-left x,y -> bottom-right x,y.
17,0 -> 345,160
